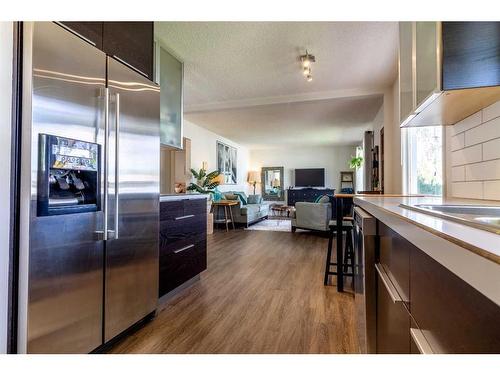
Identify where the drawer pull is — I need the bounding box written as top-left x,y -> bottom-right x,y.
174,244 -> 195,254
410,328 -> 434,354
175,214 -> 195,221
375,263 -> 404,304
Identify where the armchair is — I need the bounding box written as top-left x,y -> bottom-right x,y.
291,201 -> 332,232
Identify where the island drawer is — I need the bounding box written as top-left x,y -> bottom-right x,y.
410,247 -> 500,353
159,238 -> 207,296
160,198 -> 207,221
160,213 -> 207,251
377,221 -> 411,306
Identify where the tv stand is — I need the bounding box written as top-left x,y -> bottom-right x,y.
287,188 -> 335,206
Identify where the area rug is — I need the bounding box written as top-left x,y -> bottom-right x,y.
244,218 -> 291,232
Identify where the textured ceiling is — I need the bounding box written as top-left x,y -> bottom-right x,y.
155,21 -> 398,108
155,22 -> 397,148
186,95 -> 383,148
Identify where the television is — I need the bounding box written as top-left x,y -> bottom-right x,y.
295,168 -> 325,187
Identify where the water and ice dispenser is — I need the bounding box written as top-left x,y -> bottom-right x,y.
37,134 -> 101,216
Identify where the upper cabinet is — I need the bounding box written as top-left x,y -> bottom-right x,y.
102,22 -> 154,80
156,43 -> 183,149
59,22 -> 154,81
399,22 -> 414,123
399,22 -> 500,127
59,22 -> 103,49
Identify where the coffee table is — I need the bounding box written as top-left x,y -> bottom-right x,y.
270,205 -> 295,218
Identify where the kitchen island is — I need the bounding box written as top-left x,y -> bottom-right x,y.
353,195 -> 500,354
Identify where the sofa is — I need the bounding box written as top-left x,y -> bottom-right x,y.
217,191 -> 269,227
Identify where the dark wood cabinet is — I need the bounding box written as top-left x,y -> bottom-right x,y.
159,198 -> 207,297
57,21 -> 154,81
442,22 -> 500,90
378,222 -> 411,306
410,247 -> 500,353
376,266 -> 410,353
103,22 -> 154,80
287,188 -> 334,206
60,22 -> 103,49
373,219 -> 500,354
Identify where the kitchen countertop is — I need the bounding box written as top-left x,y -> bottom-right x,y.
354,195 -> 500,306
160,193 -> 209,202
354,196 -> 500,263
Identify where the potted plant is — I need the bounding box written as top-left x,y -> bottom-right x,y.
187,168 -> 222,194
349,156 -> 363,170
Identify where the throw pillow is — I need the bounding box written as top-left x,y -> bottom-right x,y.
247,194 -> 262,204
233,191 -> 248,205
223,193 -> 239,201
315,195 -> 330,204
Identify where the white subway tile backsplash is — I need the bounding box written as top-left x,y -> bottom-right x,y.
464,159 -> 500,181
483,100 -> 500,123
453,111 -> 482,134
451,166 -> 465,182
484,180 -> 500,200
451,144 -> 482,166
451,182 -> 483,199
450,133 -> 465,151
447,100 -> 500,201
483,138 -> 500,161
465,116 -> 500,147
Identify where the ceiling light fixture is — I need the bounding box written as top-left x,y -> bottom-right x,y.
299,50 -> 315,82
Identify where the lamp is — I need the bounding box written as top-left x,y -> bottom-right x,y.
272,178 -> 281,188
247,171 -> 261,195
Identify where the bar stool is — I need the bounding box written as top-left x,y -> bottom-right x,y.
324,219 -> 354,285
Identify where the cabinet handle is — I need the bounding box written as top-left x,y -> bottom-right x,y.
174,244 -> 195,254
410,328 -> 434,354
175,214 -> 194,221
375,263 -> 403,304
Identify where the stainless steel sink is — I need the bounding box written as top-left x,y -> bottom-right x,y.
399,203 -> 500,234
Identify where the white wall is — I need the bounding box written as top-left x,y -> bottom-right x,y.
249,145 -> 356,194
445,100 -> 500,200
0,21 -> 13,354
183,120 -> 250,194
374,80 -> 402,194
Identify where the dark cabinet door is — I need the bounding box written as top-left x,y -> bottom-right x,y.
378,222 -> 410,305
103,22 -> 154,80
442,22 -> 500,90
375,264 -> 410,353
159,199 -> 208,297
410,247 -> 500,353
59,22 -> 103,49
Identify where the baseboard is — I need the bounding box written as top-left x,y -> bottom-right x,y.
158,274 -> 201,309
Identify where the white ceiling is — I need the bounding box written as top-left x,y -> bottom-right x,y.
186,95 -> 383,148
155,22 -> 397,148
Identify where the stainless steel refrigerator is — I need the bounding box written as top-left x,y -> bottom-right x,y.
18,22 -> 160,353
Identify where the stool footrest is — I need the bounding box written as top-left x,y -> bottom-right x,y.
325,271 -> 354,277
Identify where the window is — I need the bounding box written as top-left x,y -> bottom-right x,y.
403,126 -> 443,196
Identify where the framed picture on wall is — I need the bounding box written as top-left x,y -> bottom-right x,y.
216,141 -> 237,184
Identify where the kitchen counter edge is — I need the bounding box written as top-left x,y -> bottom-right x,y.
354,196 -> 500,307
160,194 -> 209,202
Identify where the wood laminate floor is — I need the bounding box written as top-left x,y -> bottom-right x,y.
109,229 -> 359,354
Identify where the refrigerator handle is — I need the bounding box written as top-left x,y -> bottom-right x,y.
114,93 -> 120,239
103,87 -> 110,241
